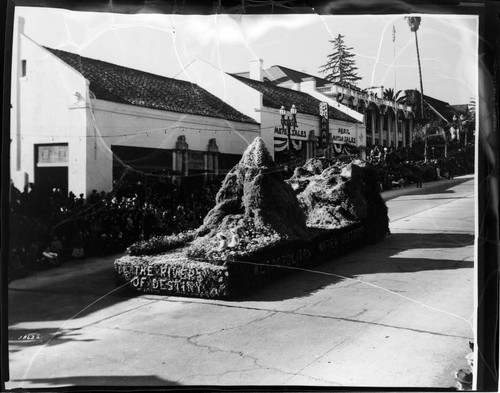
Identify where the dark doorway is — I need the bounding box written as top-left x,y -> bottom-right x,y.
35,166 -> 68,197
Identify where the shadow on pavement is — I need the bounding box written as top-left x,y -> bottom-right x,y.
247,232 -> 474,302
8,327 -> 98,353
9,375 -> 179,387
380,232 -> 474,249
8,251 -> 144,326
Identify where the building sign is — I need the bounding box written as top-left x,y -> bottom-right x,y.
188,151 -> 205,170
331,127 -> 357,145
37,144 -> 68,165
273,127 -> 308,140
319,102 -> 329,149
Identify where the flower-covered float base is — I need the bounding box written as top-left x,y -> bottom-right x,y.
113,223 -> 366,299
114,137 -> 387,299
114,252 -> 230,299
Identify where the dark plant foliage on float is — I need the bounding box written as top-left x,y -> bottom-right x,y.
126,230 -> 197,256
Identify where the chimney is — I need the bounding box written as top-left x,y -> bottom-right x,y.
249,59 -> 263,82
18,16 -> 25,35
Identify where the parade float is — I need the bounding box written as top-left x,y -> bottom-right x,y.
114,137 -> 389,299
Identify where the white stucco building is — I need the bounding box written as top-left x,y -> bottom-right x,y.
176,58 -> 366,163
10,18 -> 260,197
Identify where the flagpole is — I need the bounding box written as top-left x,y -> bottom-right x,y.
393,24 -> 398,149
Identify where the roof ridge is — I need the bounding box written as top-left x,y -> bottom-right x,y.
44,46 -> 195,88
229,73 -> 360,124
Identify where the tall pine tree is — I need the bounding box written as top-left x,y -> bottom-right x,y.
320,34 -> 361,86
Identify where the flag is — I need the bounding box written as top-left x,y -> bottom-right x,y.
392,25 -> 396,42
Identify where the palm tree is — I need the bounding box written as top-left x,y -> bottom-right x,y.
383,88 -> 395,101
468,98 -> 476,121
405,16 -> 424,119
383,88 -> 405,148
383,88 -> 405,102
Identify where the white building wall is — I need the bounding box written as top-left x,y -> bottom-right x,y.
11,32 -> 90,195
90,100 -> 261,155
85,104 -> 113,193
300,81 -> 365,123
176,58 -> 263,124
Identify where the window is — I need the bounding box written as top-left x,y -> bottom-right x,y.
21,60 -> 27,77
37,144 -> 68,166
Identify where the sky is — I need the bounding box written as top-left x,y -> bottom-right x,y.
13,6 -> 478,105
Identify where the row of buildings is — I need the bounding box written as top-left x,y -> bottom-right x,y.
15,16 -> 465,198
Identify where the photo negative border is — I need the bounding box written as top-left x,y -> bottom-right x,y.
1,0 -> 498,391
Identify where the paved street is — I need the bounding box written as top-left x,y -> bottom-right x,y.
6,175 -> 475,389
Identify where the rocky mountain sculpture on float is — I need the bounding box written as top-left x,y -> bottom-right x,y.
114,137 -> 389,299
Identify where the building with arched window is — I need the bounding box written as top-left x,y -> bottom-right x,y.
242,64 -> 415,149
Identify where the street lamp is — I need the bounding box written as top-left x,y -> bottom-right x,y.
460,114 -> 467,146
452,114 -> 458,142
453,114 -> 467,146
280,105 -> 298,156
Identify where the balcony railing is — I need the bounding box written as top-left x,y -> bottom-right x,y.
317,85 -> 413,113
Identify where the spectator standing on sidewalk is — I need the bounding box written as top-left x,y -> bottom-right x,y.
415,167 -> 423,188
71,231 -> 85,259
436,165 -> 442,179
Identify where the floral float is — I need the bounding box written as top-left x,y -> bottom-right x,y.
114,137 -> 389,299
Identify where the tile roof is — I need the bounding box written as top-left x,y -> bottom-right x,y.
45,47 -> 258,124
423,95 -> 457,123
251,65 -> 365,92
234,66 -> 332,87
265,65 -> 332,87
229,74 -> 361,124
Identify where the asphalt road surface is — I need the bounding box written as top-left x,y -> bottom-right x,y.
6,175 -> 475,389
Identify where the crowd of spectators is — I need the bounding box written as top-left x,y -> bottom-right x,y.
8,175 -> 220,280
366,143 -> 474,191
